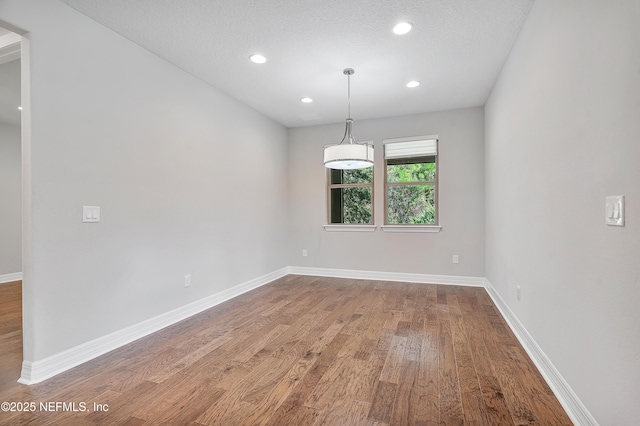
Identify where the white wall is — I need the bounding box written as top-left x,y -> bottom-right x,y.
485,0 -> 640,423
0,0 -> 288,362
0,121 -> 21,276
289,107 -> 485,277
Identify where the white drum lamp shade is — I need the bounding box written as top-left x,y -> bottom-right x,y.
323,142 -> 374,169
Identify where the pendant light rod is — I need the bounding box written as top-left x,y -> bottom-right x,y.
341,68 -> 355,145
344,68 -> 354,119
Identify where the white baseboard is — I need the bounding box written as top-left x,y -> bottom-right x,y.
15,266 -> 596,426
18,267 -> 289,385
483,279 -> 598,426
0,272 -> 22,284
288,266 -> 486,287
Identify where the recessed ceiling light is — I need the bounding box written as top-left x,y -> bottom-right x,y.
406,81 -> 421,88
17,106 -> 22,110
300,97 -> 313,103
249,54 -> 267,64
393,22 -> 413,35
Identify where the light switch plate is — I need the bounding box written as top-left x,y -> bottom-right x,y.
82,206 -> 100,223
605,196 -> 624,226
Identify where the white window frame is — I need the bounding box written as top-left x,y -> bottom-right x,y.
382,135 -> 441,233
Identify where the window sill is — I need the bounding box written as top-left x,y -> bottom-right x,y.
381,225 -> 442,233
323,225 -> 377,232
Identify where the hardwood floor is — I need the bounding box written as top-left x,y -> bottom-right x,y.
0,276 -> 572,425
0,280 -> 22,394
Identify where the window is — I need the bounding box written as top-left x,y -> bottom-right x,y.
384,136 -> 438,225
327,166 -> 373,224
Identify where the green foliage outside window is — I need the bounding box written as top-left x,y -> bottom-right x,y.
387,162 -> 436,182
332,187 -> 372,223
387,161 -> 436,225
330,168 -> 373,224
331,167 -> 372,185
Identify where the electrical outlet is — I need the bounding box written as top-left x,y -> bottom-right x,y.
302,249 -> 308,257
184,274 -> 191,288
452,255 -> 459,264
516,285 -> 521,301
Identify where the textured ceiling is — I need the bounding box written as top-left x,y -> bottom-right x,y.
59,0 -> 534,128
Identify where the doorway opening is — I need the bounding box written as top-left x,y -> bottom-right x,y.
0,26 -> 23,391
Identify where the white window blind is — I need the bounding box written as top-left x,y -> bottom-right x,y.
383,136 -> 438,159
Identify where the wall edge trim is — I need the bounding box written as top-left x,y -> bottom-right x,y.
18,266 -> 289,385
0,272 -> 22,284
288,266 -> 486,286
483,278 -> 599,426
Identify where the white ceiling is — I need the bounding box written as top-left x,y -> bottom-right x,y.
59,1 -> 533,128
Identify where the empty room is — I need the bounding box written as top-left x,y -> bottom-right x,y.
0,0 -> 638,424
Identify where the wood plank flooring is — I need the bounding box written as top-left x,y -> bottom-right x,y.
0,276 -> 572,425
0,280 -> 22,393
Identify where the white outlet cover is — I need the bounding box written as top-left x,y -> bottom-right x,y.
605,195 -> 624,226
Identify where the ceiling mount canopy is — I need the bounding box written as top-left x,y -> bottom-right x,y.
323,68 -> 374,170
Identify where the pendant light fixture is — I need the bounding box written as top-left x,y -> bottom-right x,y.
323,68 -> 374,169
